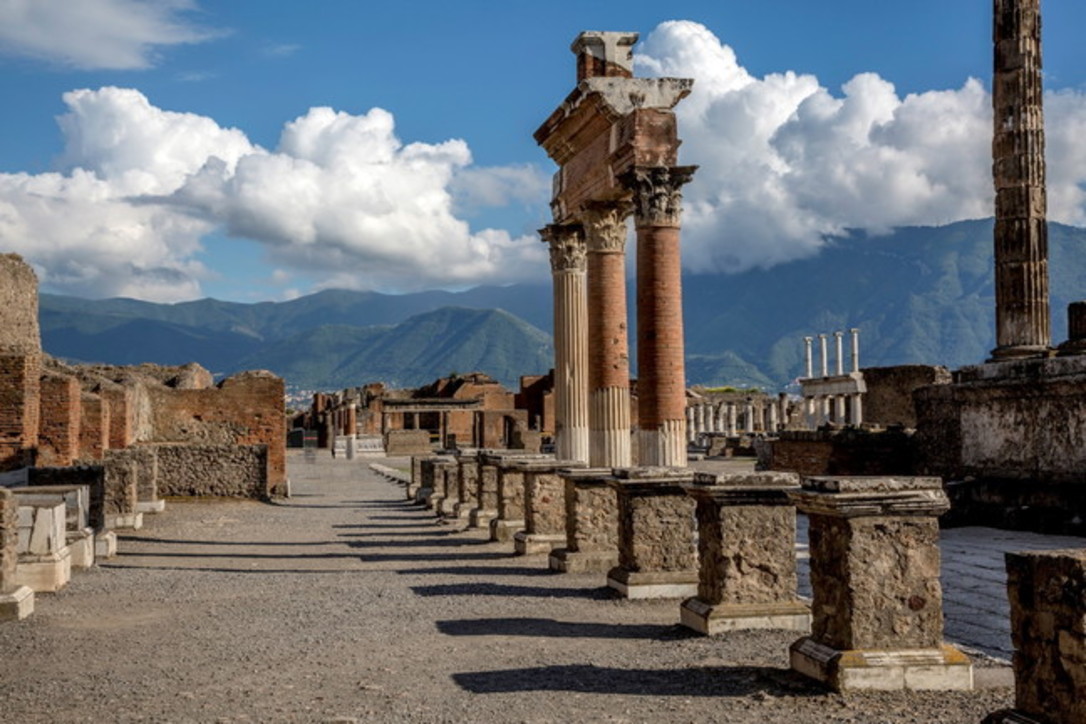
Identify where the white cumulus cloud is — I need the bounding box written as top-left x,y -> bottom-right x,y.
636,20 -> 1086,273
0,87 -> 546,300
0,0 -> 219,70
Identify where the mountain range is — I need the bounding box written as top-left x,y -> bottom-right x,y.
38,218 -> 1086,392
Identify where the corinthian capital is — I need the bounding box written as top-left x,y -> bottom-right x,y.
620,165 -> 697,227
581,200 -> 633,254
540,223 -> 587,272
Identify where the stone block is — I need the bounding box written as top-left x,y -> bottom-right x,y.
549,467 -> 618,573
789,638 -> 973,692
95,530 -> 117,559
15,545 -> 71,592
0,584 -> 34,621
65,527 -> 95,569
605,467 -> 698,599
514,459 -> 583,556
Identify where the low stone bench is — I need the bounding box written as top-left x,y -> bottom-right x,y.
549,467 -> 618,573
605,467 -> 698,599
513,459 -> 585,556
0,488 -> 35,621
680,471 -> 810,635
788,476 -> 973,692
12,485 -> 96,570
984,548 -> 1086,724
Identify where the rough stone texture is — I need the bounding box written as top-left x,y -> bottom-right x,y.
152,443 -> 267,498
128,445 -> 160,504
37,372 -> 81,467
999,549 -> 1086,724
991,0 -> 1050,359
564,470 -> 619,554
0,488 -> 16,593
78,392 -> 109,461
523,467 -> 571,539
914,356 -> 1086,534
687,473 -> 801,606
102,449 -> 139,517
456,454 -> 479,509
762,428 -> 916,478
476,461 -> 500,514
0,254 -> 41,355
862,365 -> 952,428
0,353 -> 40,472
610,470 -> 697,574
385,430 -> 431,455
496,467 -> 526,521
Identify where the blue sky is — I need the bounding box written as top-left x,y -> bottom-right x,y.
1,0 -> 1085,303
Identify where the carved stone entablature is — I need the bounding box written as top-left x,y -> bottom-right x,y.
581,201 -> 632,254
621,166 -> 697,228
540,223 -> 587,272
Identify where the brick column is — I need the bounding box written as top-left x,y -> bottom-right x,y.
991,0 -> 1051,359
583,202 -> 633,468
542,224 -> 589,463
983,549 -> 1086,724
623,166 -> 696,466
789,476 -> 973,692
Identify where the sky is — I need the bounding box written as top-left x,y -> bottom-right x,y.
1,0 -> 1085,304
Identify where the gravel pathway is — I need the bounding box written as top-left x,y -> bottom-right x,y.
0,452 -> 1014,723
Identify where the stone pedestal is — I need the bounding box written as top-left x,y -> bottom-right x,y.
983,549 -> 1086,724
95,530 -> 117,559
549,467 -> 618,572
416,456 -> 453,506
408,455 -> 430,501
66,527 -> 96,569
605,467 -> 698,599
105,511 -> 143,531
428,459 -> 457,514
679,471 -> 810,635
452,451 -> 480,520
468,456 -> 499,529
489,454 -> 552,544
788,476 -> 973,692
14,500 -> 73,592
136,499 -> 166,514
513,459 -> 585,556
1,488 -> 34,620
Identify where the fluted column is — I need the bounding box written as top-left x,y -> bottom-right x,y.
543,224 -> 590,463
991,0 -> 1051,359
623,166 -> 696,467
583,202 -> 633,468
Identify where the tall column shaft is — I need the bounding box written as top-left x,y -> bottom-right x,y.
624,166 -> 695,467
584,203 -> 632,468
991,0 -> 1050,358
544,225 -> 590,463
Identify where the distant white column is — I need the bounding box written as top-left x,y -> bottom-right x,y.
726,403 -> 737,436
850,328 -> 861,373
716,402 -> 727,432
834,331 -> 845,376
819,334 -> 829,377
834,394 -> 846,423
850,393 -> 864,426
804,336 -> 814,379
744,400 -> 755,433
767,401 -> 779,432
778,393 -> 789,431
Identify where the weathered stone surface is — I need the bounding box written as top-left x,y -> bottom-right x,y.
609,469 -> 697,575
151,444 -> 268,498
564,468 -> 618,554
999,549 -> 1086,724
102,449 -> 139,518
30,466 -> 106,531
0,488 -> 17,593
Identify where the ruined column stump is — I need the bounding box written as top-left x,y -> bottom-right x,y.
680,471 -> 811,635
789,476 -> 973,692
0,488 -> 34,621
606,467 -> 698,599
408,455 -> 431,501
549,467 -> 619,573
513,459 -> 586,556
428,459 -> 458,515
983,549 -> 1086,724
490,454 -> 552,544
468,455 -> 500,529
102,449 -> 144,530
452,450 -> 480,520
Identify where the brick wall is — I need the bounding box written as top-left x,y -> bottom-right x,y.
0,488 -> 16,593
0,254 -> 41,354
38,372 -> 81,467
0,353 -> 41,471
99,383 -> 135,450
79,392 -> 110,461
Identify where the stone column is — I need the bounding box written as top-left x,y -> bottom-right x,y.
833,395 -> 846,424
583,202 -> 633,468
991,0 -> 1051,359
983,549 -> 1086,724
850,328 -> 860,373
778,393 -> 789,430
549,467 -> 619,573
766,402 -> 778,432
606,467 -> 698,599
849,394 -> 863,426
789,476 -> 973,692
834,332 -> 844,375
680,471 -> 810,635
819,334 -> 829,377
726,403 -> 737,436
0,488 -> 35,620
803,336 -> 814,378
542,224 -> 590,463
452,449 -> 479,519
743,401 -> 755,433
685,406 -> 696,443
623,166 -> 697,467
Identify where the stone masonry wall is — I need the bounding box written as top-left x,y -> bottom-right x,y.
0,254 -> 41,354
862,365 -> 951,428
0,488 -> 16,593
37,372 -> 81,467
79,392 -> 109,461
764,429 -> 915,478
152,443 -> 267,498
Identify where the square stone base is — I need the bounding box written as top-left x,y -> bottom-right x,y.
451,501 -> 474,519
436,496 -> 459,517
66,529 -> 96,569
468,508 -> 496,529
105,512 -> 143,531
0,586 -> 34,621
680,598 -> 812,635
981,711 -> 1046,724
790,637 -> 974,691
514,532 -> 564,556
95,530 -> 117,559
606,567 -> 699,600
15,547 -> 72,593
136,499 -> 166,514
489,518 -> 524,543
549,548 -> 618,573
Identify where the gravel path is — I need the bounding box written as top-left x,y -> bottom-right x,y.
0,452 -> 1013,723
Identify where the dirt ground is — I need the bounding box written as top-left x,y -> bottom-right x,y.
0,451 -> 1014,723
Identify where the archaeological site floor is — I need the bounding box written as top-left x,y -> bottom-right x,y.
2,451 -> 1076,722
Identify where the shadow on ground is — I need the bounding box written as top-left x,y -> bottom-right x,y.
436,617 -> 696,641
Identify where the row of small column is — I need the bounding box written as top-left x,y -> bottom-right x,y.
800,329 -> 864,428
543,167 -> 695,469
685,397 -> 786,440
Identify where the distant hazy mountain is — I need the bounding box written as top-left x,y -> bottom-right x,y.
38,219 -> 1086,391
